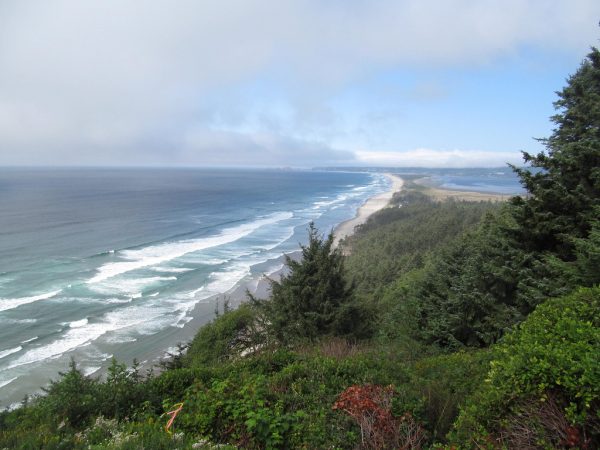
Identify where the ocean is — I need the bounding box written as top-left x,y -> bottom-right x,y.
0,168 -> 390,408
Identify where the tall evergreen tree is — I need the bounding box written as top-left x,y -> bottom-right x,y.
511,47 -> 600,259
255,223 -> 366,344
405,47 -> 600,349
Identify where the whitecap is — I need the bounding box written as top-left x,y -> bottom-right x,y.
0,377 -> 18,389
90,276 -> 176,296
69,318 -> 88,328
83,366 -> 101,376
0,346 -> 22,359
105,298 -> 133,304
0,290 -> 62,312
20,336 -> 38,344
87,211 -> 293,283
151,267 -> 193,273
6,316 -> 131,369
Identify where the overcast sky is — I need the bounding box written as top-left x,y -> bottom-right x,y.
1,1 -> 599,168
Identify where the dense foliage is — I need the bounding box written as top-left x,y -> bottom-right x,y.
1,46 -> 599,450
511,47 -> 600,260
452,287 -> 600,449
344,187 -> 498,302
252,222 -> 370,344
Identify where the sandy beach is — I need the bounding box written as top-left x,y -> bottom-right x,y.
333,173 -> 404,247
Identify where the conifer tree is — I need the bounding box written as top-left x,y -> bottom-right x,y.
407,47 -> 600,348
511,47 -> 600,259
257,222 -> 364,344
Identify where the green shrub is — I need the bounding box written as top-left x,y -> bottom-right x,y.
38,359 -> 100,429
452,287 -> 600,448
185,303 -> 262,367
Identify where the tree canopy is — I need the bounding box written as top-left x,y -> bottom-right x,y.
511,47 -> 600,260
255,222 -> 368,344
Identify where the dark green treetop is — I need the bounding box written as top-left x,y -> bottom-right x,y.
511,47 -> 600,259
255,222 -> 367,344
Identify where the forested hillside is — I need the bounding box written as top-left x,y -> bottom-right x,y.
1,48 -> 599,450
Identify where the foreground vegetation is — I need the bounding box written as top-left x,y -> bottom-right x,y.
1,48 -> 599,449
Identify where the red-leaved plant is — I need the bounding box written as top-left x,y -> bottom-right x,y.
333,384 -> 425,449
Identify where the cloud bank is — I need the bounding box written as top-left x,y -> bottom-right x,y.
355,149 -> 523,168
0,0 -> 599,166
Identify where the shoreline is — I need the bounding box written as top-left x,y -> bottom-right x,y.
241,173 -> 404,304
333,173 -> 404,247
187,172 -> 405,310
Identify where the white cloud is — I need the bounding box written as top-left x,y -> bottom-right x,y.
355,148 -> 523,168
0,0 -> 598,165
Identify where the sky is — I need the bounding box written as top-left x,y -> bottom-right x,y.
0,1 -> 599,168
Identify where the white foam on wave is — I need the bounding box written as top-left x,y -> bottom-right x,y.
5,305 -> 159,369
69,318 -> 88,328
6,322 -> 112,369
202,265 -> 251,297
5,256 -> 287,369
184,254 -> 259,301
0,346 -> 22,360
184,247 -> 280,303
105,297 -> 133,304
174,311 -> 193,328
0,377 -> 18,389
20,336 -> 38,344
250,226 -> 295,252
90,276 -> 176,296
87,212 -> 293,283
83,366 -> 101,376
152,267 -> 193,273
310,189 -> 367,211
0,290 -> 62,312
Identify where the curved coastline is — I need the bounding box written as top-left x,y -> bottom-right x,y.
333,173 -> 404,247
216,172 -> 405,306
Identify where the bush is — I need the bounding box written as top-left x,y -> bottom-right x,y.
452,287 -> 600,448
185,303 -> 263,367
255,222 -> 369,344
39,359 -> 100,429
